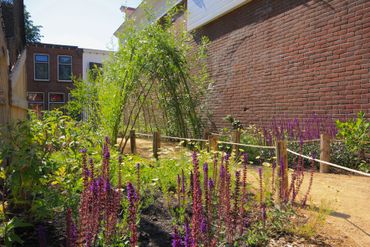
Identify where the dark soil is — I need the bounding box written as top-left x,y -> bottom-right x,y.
138,198 -> 174,246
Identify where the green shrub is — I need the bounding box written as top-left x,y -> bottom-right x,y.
336,112 -> 369,172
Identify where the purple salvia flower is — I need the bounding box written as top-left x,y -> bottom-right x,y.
225,173 -> 232,244
177,174 -> 181,206
203,163 -> 209,216
127,182 -> 138,247
172,228 -> 182,247
201,217 -> 207,234
225,152 -> 231,162
89,158 -> 94,180
181,169 -> 186,204
302,155 -> 315,207
279,157 -> 286,202
261,204 -> 267,226
208,178 -> 214,190
181,169 -> 185,194
191,152 -> 203,246
118,155 -> 122,190
136,163 -> 141,201
258,168 -> 263,208
66,208 -> 76,247
80,148 -> 88,188
208,178 -> 214,233
233,171 -> 241,231
271,161 -> 276,200
184,220 -> 192,247
212,153 -> 218,186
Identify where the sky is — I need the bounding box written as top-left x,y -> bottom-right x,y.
24,0 -> 143,51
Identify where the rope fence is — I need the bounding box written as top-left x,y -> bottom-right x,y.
287,149 -> 370,177
217,140 -> 275,149
161,135 -> 208,142
129,131 -> 369,177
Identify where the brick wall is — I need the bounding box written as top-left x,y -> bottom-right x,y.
191,0 -> 369,129
26,43 -> 83,110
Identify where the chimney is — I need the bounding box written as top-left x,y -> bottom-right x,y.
120,5 -> 136,17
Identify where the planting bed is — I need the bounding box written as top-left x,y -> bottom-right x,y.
122,138 -> 370,247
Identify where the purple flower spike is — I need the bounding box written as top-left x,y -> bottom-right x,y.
203,162 -> 208,173
225,152 -> 231,161
104,149 -> 110,159
127,182 -> 138,246
208,178 -> 214,190
104,136 -> 110,144
258,168 -> 263,207
243,152 -> 248,164
172,228 -> 182,247
181,169 -> 185,193
201,217 -> 207,233
184,220 -> 192,247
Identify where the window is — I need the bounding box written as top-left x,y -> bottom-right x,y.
34,54 -> 49,80
27,92 -> 44,111
89,62 -> 103,80
58,55 -> 72,81
48,92 -> 65,110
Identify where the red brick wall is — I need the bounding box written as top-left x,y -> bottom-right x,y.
26,43 -> 82,110
192,0 -> 369,129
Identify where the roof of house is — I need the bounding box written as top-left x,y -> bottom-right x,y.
28,42 -> 80,50
114,0 -> 183,37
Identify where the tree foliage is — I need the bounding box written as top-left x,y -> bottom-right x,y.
24,6 -> 42,43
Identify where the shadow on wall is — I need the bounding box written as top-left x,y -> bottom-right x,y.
192,0 -> 206,9
193,0 -> 336,43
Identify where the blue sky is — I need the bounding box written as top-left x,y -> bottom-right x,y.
24,0 -> 143,51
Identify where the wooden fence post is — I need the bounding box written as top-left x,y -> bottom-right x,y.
276,140 -> 288,202
232,130 -> 241,157
130,130 -> 136,154
320,134 -> 331,173
201,131 -> 209,150
208,134 -> 219,152
153,131 -> 160,160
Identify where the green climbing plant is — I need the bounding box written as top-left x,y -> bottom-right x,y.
67,5 -> 210,148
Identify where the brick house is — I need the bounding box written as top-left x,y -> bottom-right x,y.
26,43 -> 83,111
115,0 -> 370,129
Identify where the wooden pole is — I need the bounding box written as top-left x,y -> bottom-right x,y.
208,134 -> 219,152
276,140 -> 288,202
232,130 -> 241,157
201,131 -> 209,150
153,131 -> 160,160
320,134 -> 331,173
130,129 -> 136,154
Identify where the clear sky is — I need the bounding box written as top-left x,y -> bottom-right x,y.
24,0 -> 143,51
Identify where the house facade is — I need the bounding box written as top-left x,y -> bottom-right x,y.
26,43 -> 83,111
0,0 -> 28,124
115,0 -> 370,129
82,48 -> 111,81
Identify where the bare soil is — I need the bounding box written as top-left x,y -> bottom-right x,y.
122,138 -> 370,247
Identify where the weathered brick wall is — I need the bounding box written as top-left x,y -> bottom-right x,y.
192,0 -> 369,129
